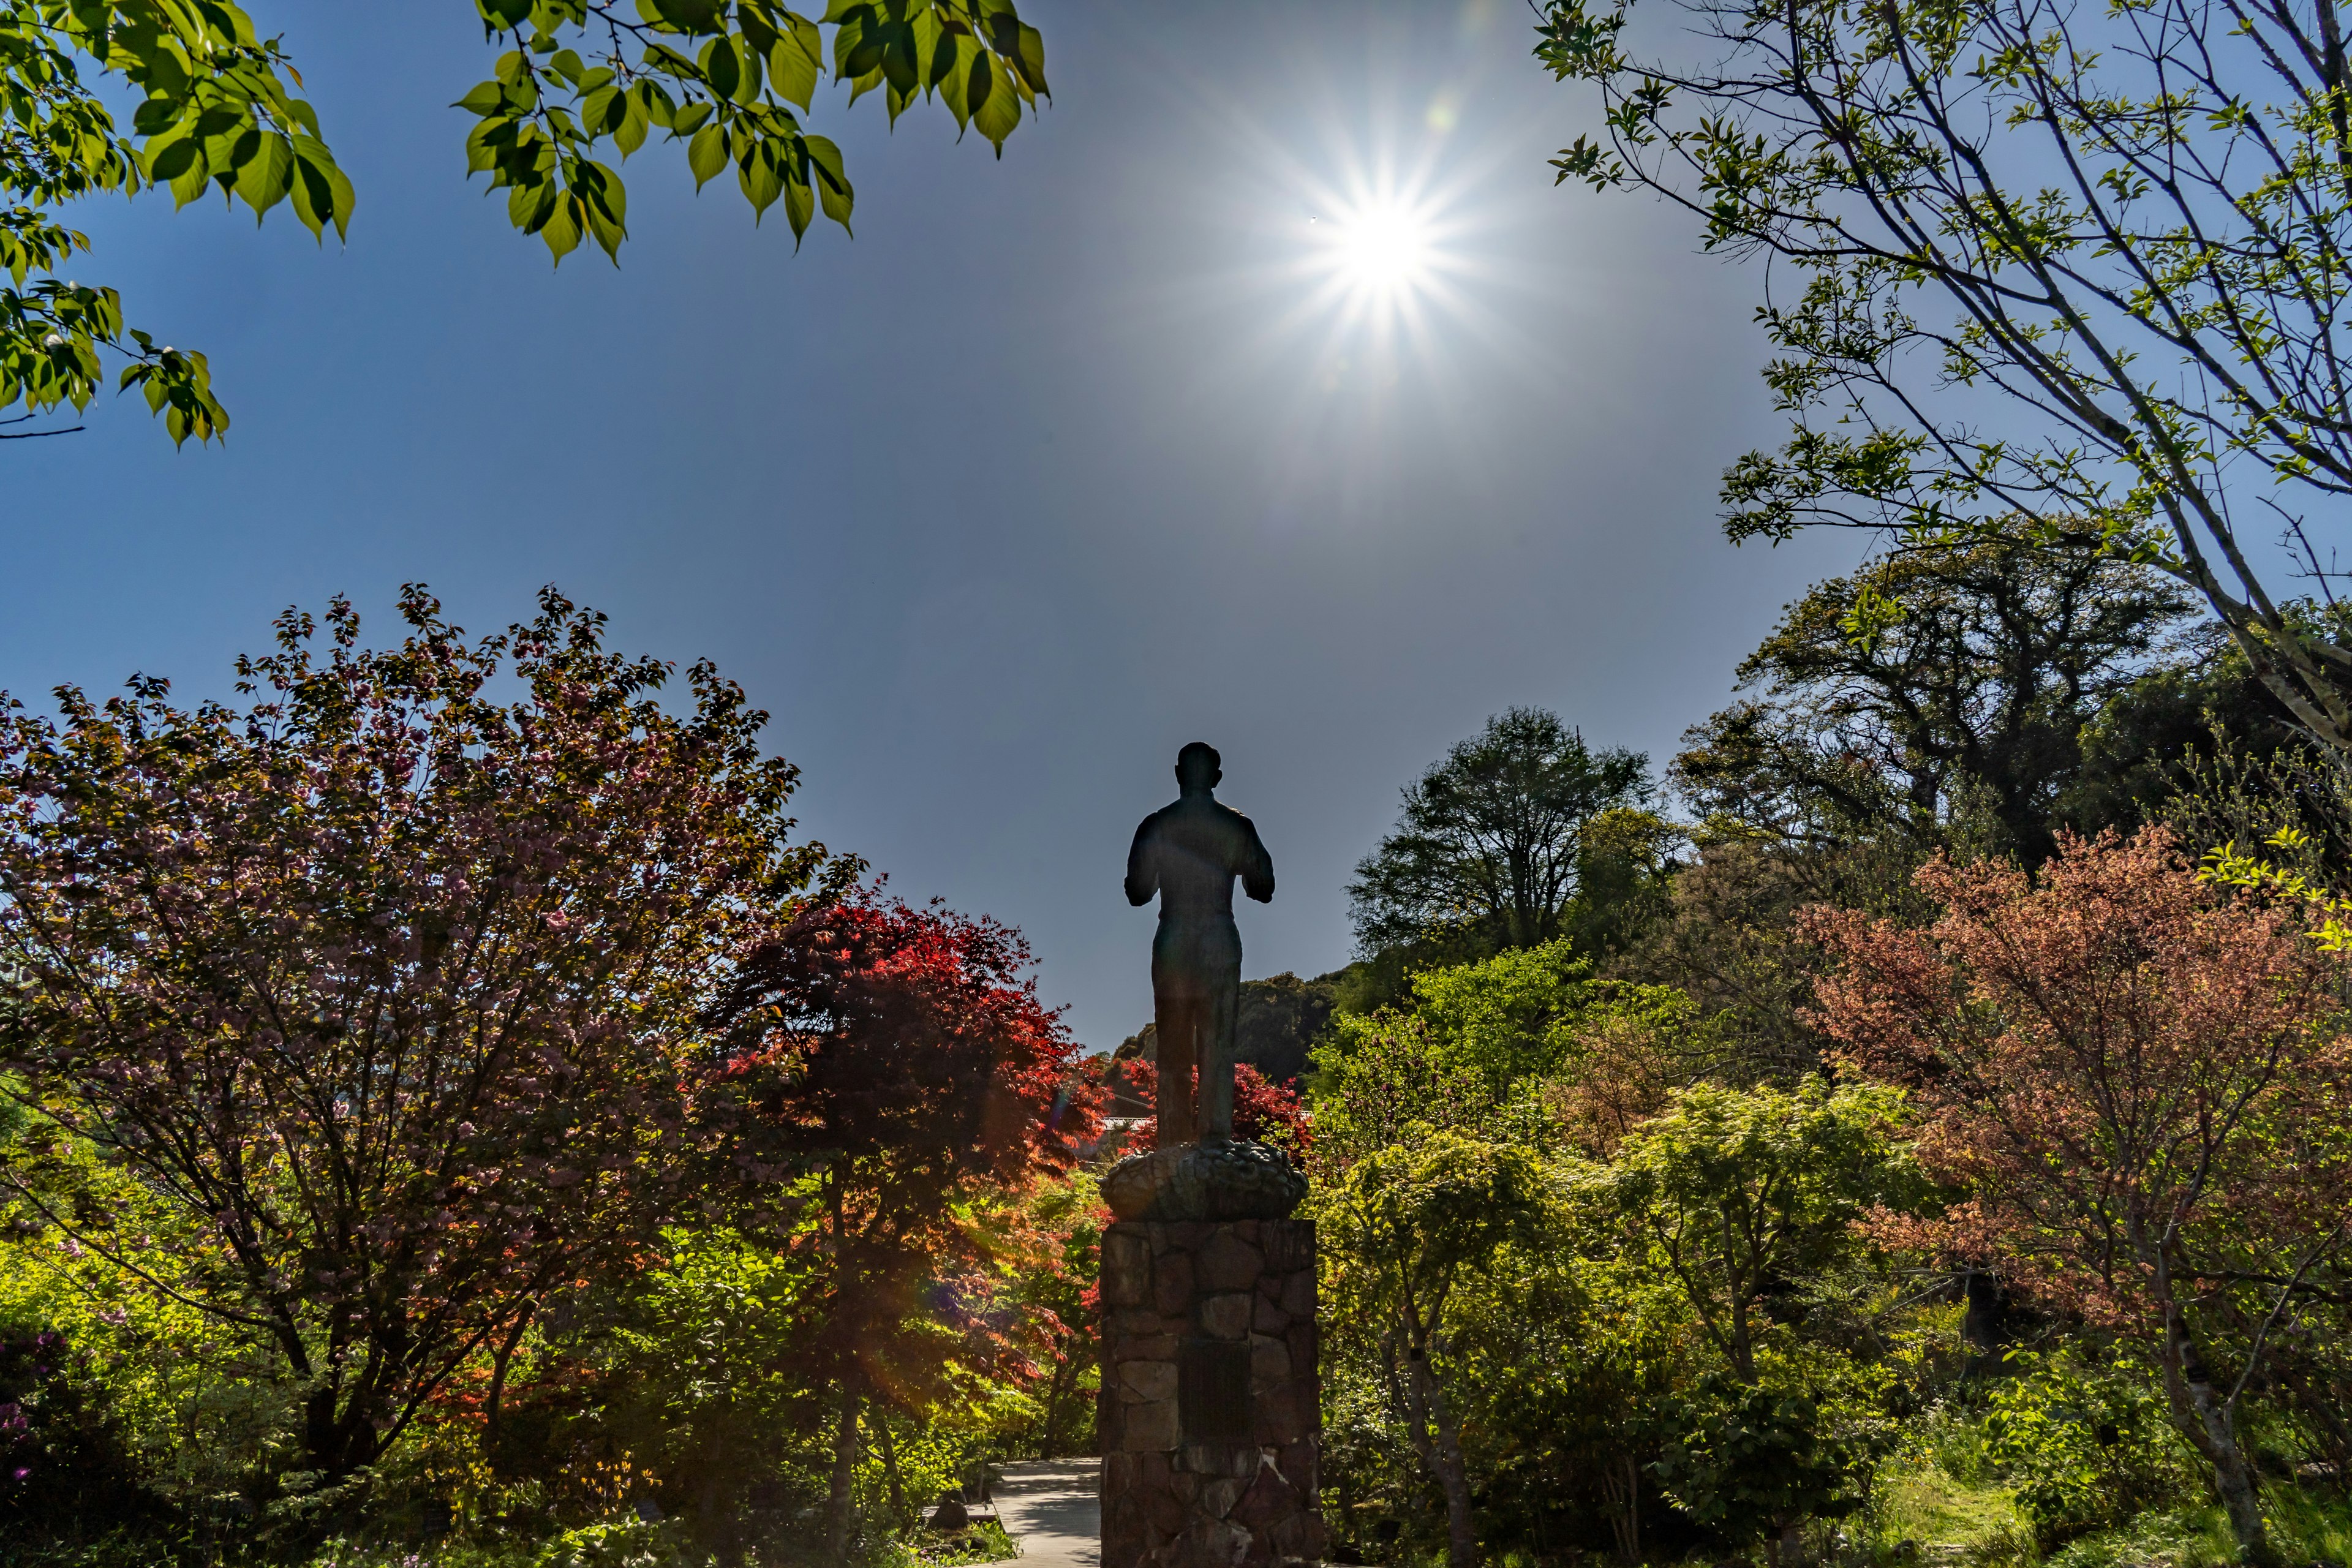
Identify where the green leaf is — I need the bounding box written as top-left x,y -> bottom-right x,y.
970,52 -> 1019,148
237,133 -> 293,220
737,2 -> 782,57
581,83 -> 624,134
168,154 -> 211,209
576,159 -> 628,228
737,138 -> 785,217
805,134 -> 851,228
653,0 -> 728,32
1008,20 -> 1047,95
148,135 -> 200,183
614,97 -> 650,156
509,176 -> 557,231
455,81 -> 506,116
541,192 -> 584,262
731,35 -> 764,102
289,137 -> 356,241
701,34 -> 742,100
687,122 -> 728,187
465,118 -> 505,173
671,99 -> 715,135
935,33 -> 975,125
770,14 -> 823,108
783,170 -> 814,240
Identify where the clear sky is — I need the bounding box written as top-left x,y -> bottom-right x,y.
2,0 -> 1861,1051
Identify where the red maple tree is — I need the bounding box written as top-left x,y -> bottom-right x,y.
709,892 -> 1100,1551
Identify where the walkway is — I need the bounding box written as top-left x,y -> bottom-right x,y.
993,1459 -> 1101,1568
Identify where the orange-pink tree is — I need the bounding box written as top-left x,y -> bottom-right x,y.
1806,831 -> 2352,1565
0,587 -> 823,1477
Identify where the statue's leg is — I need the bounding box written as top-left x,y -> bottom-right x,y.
1155,995 -> 1198,1151
1197,964 -> 1240,1144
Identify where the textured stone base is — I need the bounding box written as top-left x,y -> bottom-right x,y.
1101,1140 -> 1310,1223
1099,1218 -> 1325,1568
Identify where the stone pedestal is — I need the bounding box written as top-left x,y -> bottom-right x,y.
1098,1218 -> 1325,1568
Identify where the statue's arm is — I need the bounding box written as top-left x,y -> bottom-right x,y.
1125,820 -> 1157,907
1240,818 -> 1275,904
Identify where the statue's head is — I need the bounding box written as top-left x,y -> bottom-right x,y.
1175,741 -> 1222,795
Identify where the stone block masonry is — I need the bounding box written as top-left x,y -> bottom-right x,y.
1099,1217 -> 1325,1568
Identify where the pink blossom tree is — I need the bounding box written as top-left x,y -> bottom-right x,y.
0,586 -> 826,1476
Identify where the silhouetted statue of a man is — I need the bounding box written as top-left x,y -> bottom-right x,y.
1126,742 -> 1275,1149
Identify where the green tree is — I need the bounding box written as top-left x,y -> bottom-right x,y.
1674,541 -> 2196,866
2,0 -> 1047,441
1536,0 -> 2352,752
1315,1129 -> 1548,1568
1582,1078 -> 1910,1384
1648,1373 -> 1870,1564
1349,707 -> 1651,965
1608,831 -> 1934,1082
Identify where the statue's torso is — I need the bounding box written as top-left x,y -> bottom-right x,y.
1136,796 -> 1262,924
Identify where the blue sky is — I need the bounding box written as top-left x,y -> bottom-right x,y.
2,0 -> 1860,1050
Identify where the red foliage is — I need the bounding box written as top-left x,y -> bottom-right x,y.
710,892 -> 1102,1403
1118,1059 -> 1311,1152
1806,830 -> 2349,1318
718,894 -> 1098,1190
1806,829 -> 2352,1551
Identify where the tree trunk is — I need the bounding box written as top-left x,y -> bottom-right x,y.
875,1407 -> 908,1525
1600,1452 -> 1641,1565
698,1466 -> 725,1551
1406,1346 -> 1478,1568
1039,1354 -> 1071,1458
2155,1309 -> 2275,1566
304,1384 -> 380,1480
1727,1291 -> 1758,1383
826,1385 -> 864,1563
483,1306 -> 536,1474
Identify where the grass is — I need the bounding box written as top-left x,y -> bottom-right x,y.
1874,1459 -> 2031,1556
1867,1462 -> 2352,1568
910,1518 -> 1018,1568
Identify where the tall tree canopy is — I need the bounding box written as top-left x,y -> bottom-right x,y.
0,586 -> 823,1478
1536,0 -> 2352,752
1673,541 -> 2195,864
2,0 -> 1047,441
1349,707 -> 1650,960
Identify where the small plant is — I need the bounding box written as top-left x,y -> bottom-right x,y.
916,1518 -> 1019,1567
532,1517 -> 711,1568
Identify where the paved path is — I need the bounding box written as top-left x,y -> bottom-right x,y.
993,1459 -> 1100,1568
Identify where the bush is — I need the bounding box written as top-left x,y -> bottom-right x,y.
532,1518 -> 712,1568
1651,1373 -> 1875,1551
1980,1355 -> 2190,1549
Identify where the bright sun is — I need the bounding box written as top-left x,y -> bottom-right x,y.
1332,202 -> 1431,290
1311,194 -> 1439,304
